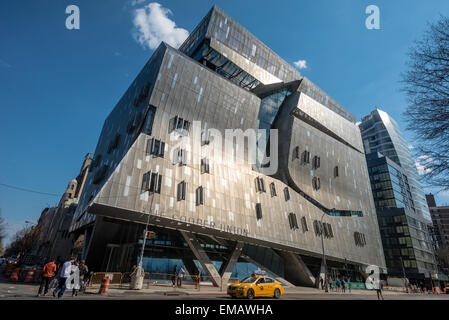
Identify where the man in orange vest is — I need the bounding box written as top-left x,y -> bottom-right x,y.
37,259 -> 57,297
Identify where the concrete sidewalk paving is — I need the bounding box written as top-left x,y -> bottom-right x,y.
86,284 -> 409,297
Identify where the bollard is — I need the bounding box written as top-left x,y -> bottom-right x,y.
24,269 -> 35,283
9,268 -> 20,282
99,277 -> 110,295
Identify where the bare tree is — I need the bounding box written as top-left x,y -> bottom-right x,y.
402,16 -> 449,191
4,225 -> 42,258
0,213 -> 6,254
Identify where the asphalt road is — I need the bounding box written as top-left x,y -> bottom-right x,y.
1,277 -> 448,300
0,276 -> 449,301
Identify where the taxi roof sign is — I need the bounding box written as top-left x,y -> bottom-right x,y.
251,270 -> 267,277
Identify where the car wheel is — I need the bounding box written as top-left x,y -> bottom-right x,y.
274,289 -> 281,299
247,289 -> 255,300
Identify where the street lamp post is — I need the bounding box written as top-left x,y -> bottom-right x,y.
320,212 -> 328,293
133,190 -> 154,289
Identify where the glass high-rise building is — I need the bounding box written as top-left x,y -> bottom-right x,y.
365,152 -> 437,279
360,109 -> 438,283
359,109 -> 431,222
69,6 -> 385,287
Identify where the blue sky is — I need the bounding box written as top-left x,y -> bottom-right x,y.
1,0 -> 449,245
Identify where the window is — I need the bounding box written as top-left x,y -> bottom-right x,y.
255,203 -> 262,220
127,119 -> 136,134
288,213 -> 299,230
269,182 -> 277,197
141,171 -> 162,194
133,82 -> 151,107
107,134 -> 121,154
201,158 -> 210,174
327,223 -> 334,238
334,166 -> 339,178
284,187 -> 290,201
313,220 -> 322,236
93,165 -> 109,184
312,221 -> 333,238
196,186 -> 204,206
201,130 -> 210,145
312,177 -> 321,190
177,181 -> 186,201
354,232 -> 367,247
313,156 -> 321,169
301,216 -> 308,232
146,138 -> 165,158
91,154 -> 102,169
323,223 -> 334,238
302,151 -> 310,164
169,116 -> 191,136
255,177 -> 266,193
173,148 -> 187,166
264,277 -> 274,283
293,146 -> 300,160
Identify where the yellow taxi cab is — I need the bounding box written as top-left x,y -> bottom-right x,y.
227,275 -> 285,299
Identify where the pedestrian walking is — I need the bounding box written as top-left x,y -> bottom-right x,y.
341,278 -> 346,293
177,266 -> 185,287
195,266 -> 201,289
78,260 -> 89,293
66,261 -> 81,297
172,265 -> 177,287
368,270 -> 384,300
37,259 -> 57,297
336,278 -> 341,292
53,257 -> 75,298
328,277 -> 333,291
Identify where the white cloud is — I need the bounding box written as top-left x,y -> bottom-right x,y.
293,59 -> 307,70
415,155 -> 433,175
132,2 -> 189,50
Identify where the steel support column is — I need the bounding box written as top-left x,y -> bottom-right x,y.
180,231 -> 221,287
219,241 -> 243,290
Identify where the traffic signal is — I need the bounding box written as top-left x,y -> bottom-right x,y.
145,231 -> 156,240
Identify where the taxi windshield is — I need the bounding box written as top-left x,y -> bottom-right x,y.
240,276 -> 257,283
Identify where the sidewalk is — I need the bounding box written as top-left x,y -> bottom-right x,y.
86,283 -> 407,297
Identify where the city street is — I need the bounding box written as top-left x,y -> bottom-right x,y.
1,277 -> 448,300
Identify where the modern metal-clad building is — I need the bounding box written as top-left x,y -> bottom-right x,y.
70,6 -> 385,287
